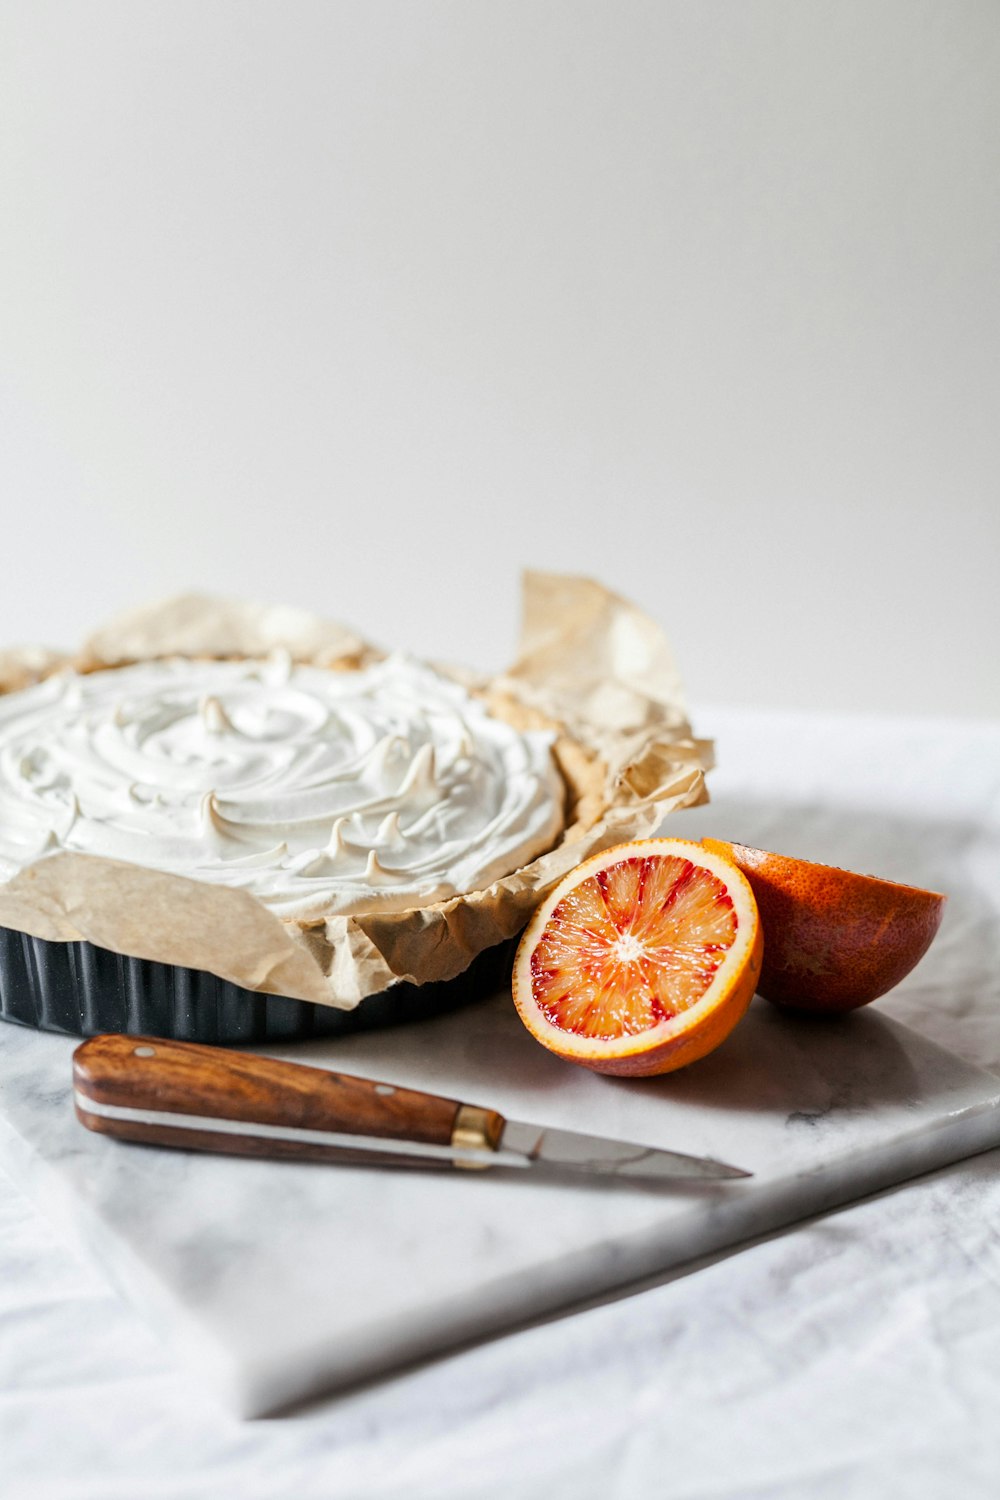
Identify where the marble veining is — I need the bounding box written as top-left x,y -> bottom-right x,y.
1,986 -> 999,1417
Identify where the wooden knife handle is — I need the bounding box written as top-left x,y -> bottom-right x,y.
72,1034 -> 503,1169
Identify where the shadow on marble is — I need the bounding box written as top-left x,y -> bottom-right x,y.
295,972 -> 929,1131
607,1003 -> 924,1120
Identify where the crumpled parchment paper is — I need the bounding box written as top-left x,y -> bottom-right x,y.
0,573 -> 712,1009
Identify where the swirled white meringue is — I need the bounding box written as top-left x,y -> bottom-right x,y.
0,655 -> 565,918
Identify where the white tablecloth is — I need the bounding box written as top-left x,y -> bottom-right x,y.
3,707 -> 1000,1500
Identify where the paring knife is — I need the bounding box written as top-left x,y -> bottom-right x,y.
72,1035 -> 751,1184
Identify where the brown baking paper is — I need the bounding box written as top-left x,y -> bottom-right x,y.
0,573 -> 712,1009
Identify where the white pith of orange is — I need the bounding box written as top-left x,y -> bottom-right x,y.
511,838 -> 763,1077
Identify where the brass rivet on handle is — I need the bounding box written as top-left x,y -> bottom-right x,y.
451,1105 -> 505,1170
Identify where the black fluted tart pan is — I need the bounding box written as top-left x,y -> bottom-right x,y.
0,925 -> 513,1044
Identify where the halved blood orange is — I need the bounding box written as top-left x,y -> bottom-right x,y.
512,838 -> 763,1076
701,839 -> 946,1013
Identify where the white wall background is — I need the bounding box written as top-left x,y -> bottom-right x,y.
1,1 -> 997,717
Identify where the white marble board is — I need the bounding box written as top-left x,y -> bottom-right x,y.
1,980 -> 999,1419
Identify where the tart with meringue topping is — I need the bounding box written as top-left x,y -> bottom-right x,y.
0,578 -> 710,1042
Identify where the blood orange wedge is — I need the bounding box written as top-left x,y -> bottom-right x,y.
701,839 -> 946,1014
512,839 -> 763,1077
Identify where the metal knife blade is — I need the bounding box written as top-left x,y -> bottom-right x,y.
500,1119 -> 751,1182
72,1034 -> 751,1183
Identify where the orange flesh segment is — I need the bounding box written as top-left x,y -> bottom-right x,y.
528,855 -> 738,1040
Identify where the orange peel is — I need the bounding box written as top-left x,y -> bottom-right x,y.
701,839 -> 946,1013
